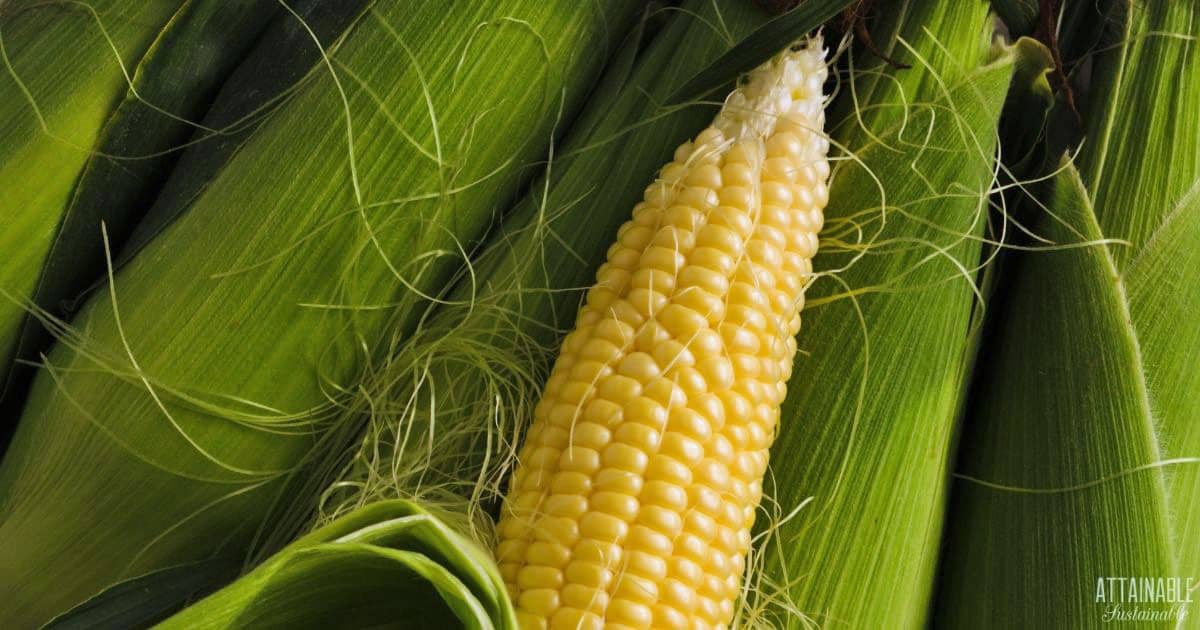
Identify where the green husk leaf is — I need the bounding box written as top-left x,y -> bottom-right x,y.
0,0 -> 287,445
158,500 -> 516,630
315,0 -> 776,534
561,2 -> 650,143
751,2 -> 1030,627
1125,184 -> 1200,618
1077,1 -> 1200,273
0,1 -> 638,625
0,0 -> 188,432
1076,5 -> 1200,613
996,34 -> 1054,174
114,0 -> 375,271
936,4 -> 1200,627
934,162 -> 1178,628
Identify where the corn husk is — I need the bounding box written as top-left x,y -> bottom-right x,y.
0,0 -> 296,435
115,0 -> 374,270
46,499 -> 512,629
935,2 -> 1200,627
0,1 -> 637,624
746,2 -> 1047,627
154,499 -> 516,630
0,0 -> 189,422
315,0 -> 778,529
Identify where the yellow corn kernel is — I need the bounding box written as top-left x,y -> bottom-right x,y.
496,37 -> 829,627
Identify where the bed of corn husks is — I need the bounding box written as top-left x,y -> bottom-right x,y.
0,0 -> 641,623
0,0 -> 1196,628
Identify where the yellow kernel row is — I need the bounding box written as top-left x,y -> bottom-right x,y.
497,37 -> 829,630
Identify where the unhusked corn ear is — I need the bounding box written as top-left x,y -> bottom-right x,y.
495,37 -> 830,630
0,1 -> 640,624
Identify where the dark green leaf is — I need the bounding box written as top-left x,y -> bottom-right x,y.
1,0 -> 285,449
114,0 -> 377,270
44,558 -> 240,630
992,0 -> 1039,37
0,0 -> 188,440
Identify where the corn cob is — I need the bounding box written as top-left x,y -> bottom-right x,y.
494,38 -> 829,630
